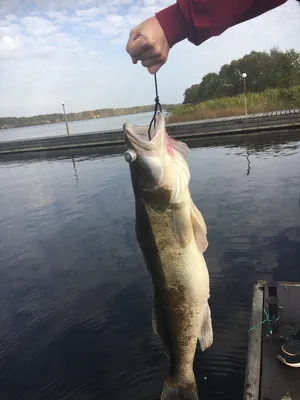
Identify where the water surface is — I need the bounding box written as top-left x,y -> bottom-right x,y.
0,131 -> 300,400
0,112 -> 153,141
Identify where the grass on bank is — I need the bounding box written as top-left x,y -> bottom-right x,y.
167,86 -> 300,123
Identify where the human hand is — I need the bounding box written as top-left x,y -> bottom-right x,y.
126,16 -> 170,74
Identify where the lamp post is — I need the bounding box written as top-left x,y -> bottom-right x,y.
61,101 -> 70,136
241,73 -> 248,116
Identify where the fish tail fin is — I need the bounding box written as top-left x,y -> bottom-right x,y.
161,375 -> 199,400
198,302 -> 213,351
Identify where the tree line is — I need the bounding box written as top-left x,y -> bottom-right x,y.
0,104 -> 175,130
183,48 -> 300,104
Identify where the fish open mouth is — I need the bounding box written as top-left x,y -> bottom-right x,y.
123,112 -> 164,150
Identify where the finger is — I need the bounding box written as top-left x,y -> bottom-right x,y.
148,62 -> 165,74
127,36 -> 149,58
141,57 -> 162,68
126,28 -> 139,52
137,47 -> 161,62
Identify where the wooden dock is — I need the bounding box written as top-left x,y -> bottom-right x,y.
0,109 -> 299,155
243,280 -> 300,400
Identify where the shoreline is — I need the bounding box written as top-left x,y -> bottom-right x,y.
0,108 -> 173,131
0,109 -> 299,155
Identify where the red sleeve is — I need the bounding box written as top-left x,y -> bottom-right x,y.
155,0 -> 288,48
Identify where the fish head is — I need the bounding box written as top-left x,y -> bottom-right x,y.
123,112 -> 190,205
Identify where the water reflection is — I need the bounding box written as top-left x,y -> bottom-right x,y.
0,130 -> 299,400
246,148 -> 251,176
71,156 -> 79,186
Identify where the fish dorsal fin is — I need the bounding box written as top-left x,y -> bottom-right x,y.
172,200 -> 208,252
168,135 -> 190,162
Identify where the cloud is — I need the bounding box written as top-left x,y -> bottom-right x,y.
0,34 -> 21,59
0,0 -> 299,117
75,6 -> 108,19
85,14 -> 130,39
21,16 -> 60,36
0,21 -> 22,36
5,14 -> 19,22
46,11 -> 81,24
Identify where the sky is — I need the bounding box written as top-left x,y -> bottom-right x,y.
0,0 -> 299,117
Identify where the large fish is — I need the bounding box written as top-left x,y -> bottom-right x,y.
123,112 -> 213,400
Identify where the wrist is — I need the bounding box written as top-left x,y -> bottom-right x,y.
155,3 -> 189,48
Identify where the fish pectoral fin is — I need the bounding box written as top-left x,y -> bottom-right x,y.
172,201 -> 208,251
198,303 -> 213,351
168,136 -> 190,161
172,204 -> 193,247
190,201 -> 208,253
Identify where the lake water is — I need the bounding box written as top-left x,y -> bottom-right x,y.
0,131 -> 300,400
0,112 -> 153,141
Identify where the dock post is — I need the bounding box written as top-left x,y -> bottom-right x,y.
266,280 -> 280,335
243,280 -> 265,400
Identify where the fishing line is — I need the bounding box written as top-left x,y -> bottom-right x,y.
148,73 -> 162,140
147,0 -> 162,141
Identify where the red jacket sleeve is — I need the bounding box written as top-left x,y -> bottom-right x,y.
156,0 -> 288,48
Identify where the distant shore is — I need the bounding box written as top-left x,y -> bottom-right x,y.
0,105 -> 176,130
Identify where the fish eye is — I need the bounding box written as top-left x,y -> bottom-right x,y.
124,149 -> 137,163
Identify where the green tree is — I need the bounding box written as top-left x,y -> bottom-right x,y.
183,84 -> 201,104
183,48 -> 300,104
198,72 -> 223,100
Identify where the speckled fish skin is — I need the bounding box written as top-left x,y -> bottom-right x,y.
123,112 -> 213,400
